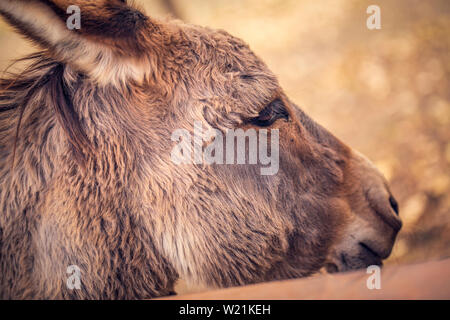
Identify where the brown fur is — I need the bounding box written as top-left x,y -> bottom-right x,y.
0,0 -> 402,299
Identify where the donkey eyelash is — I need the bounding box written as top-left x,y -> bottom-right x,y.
247,98 -> 290,127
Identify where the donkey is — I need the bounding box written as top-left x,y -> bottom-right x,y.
0,0 -> 402,299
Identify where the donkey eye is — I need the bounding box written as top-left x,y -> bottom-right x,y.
248,99 -> 289,127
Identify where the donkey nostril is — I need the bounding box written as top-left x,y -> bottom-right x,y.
389,195 -> 399,216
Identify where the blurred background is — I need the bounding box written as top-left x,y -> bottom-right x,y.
0,0 -> 448,270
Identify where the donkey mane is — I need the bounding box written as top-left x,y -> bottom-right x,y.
0,53 -> 93,169
0,52 -> 180,299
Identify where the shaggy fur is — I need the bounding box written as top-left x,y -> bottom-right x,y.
0,0 -> 402,299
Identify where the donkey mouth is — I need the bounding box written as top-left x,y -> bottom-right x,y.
359,242 -> 383,260
325,243 -> 384,274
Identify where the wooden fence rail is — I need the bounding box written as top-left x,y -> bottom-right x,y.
165,259 -> 450,300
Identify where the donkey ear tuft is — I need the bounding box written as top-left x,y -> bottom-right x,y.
74,1 -> 150,39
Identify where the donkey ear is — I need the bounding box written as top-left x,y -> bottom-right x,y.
0,0 -> 165,86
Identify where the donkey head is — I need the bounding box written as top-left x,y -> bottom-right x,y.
0,0 -> 401,291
